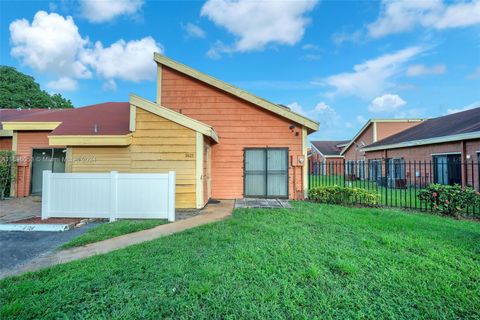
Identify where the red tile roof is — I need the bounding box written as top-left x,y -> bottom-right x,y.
0,102 -> 131,135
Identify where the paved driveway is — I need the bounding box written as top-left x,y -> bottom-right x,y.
0,223 -> 101,278
0,196 -> 42,223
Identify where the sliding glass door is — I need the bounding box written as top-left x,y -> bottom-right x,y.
244,148 -> 288,198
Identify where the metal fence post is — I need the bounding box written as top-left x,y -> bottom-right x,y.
41,170 -> 52,220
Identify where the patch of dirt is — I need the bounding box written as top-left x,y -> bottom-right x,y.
9,217 -> 83,225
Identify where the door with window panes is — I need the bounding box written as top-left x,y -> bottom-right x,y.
244,148 -> 288,198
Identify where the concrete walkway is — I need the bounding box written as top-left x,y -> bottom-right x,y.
2,200 -> 234,279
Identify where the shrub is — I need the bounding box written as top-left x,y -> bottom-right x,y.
418,183 -> 480,216
308,185 -> 379,207
0,150 -> 17,200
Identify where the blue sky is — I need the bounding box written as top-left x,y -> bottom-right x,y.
1,0 -> 479,141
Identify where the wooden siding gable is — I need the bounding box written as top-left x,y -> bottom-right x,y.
153,53 -> 319,133
130,94 -> 219,143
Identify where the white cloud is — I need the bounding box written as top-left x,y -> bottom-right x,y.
302,43 -> 320,51
321,46 -> 424,99
201,0 -> 318,57
467,66 -> 480,80
80,0 -> 144,23
301,54 -> 321,61
10,11 -> 91,80
183,22 -> 206,38
47,77 -> 78,91
356,115 -> 367,124
102,79 -> 117,91
287,102 -> 308,116
313,102 -> 334,114
332,30 -> 362,46
368,94 -> 406,113
9,11 -> 162,91
446,101 -> 480,114
82,37 -> 163,82
406,64 -> 446,76
368,0 -> 480,38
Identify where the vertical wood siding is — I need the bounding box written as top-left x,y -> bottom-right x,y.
161,66 -> 304,199
70,108 -> 197,208
15,131 -> 52,197
0,137 -> 12,150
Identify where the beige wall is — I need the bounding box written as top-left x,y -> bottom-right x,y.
69,108 -> 198,208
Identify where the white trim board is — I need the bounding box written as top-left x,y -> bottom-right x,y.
362,131 -> 480,152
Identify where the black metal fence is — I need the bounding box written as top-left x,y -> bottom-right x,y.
308,159 -> 480,216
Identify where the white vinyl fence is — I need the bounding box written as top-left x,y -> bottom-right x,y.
41,171 -> 175,222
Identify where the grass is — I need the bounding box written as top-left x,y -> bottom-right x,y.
1,202 -> 479,319
61,219 -> 169,249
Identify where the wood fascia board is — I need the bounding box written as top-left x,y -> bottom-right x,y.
48,134 -> 132,146
324,155 -> 345,158
362,131 -> 480,152
0,130 -> 13,137
129,105 -> 136,132
195,132 -> 204,209
130,94 -> 219,143
157,64 -> 162,105
2,122 -> 61,131
153,53 -> 319,132
370,118 -> 425,123
302,127 -> 308,198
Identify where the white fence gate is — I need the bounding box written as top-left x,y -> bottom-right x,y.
41,171 -> 175,222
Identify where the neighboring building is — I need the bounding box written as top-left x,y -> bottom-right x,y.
362,107 -> 480,189
309,140 -> 348,175
0,54 -> 319,207
340,119 -> 424,180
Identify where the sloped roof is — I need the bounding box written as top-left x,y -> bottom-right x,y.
340,118 -> 424,155
311,140 -> 349,156
364,107 -> 480,151
0,109 -> 56,129
1,103 -> 130,136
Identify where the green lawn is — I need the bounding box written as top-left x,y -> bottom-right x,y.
61,219 -> 169,249
1,202 -> 479,319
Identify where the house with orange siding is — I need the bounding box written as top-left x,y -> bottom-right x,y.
340,119 -> 424,179
362,107 -> 480,189
0,54 -> 319,207
309,140 -> 348,175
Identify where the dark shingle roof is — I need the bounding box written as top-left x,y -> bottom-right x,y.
367,107 -> 480,149
311,140 -> 349,156
0,102 -> 130,135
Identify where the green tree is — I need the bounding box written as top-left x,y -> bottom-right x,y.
0,66 -> 73,109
